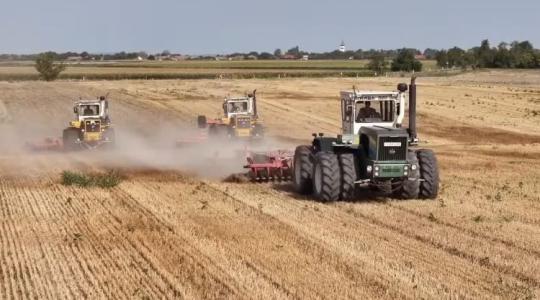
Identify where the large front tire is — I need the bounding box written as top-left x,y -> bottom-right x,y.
102,128 -> 115,149
62,128 -> 80,151
417,149 -> 439,199
312,152 -> 341,202
394,150 -> 420,199
293,145 -> 313,194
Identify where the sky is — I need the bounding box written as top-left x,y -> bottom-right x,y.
0,0 -> 539,54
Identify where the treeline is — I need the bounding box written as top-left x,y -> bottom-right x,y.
0,51 -> 147,61
433,40 -> 540,69
1,39 -> 538,71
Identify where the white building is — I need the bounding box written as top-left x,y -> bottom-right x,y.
338,41 -> 346,53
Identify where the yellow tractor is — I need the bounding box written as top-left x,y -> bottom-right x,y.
62,96 -> 115,150
197,90 -> 264,139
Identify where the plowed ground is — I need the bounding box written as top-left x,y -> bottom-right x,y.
1,70 -> 540,299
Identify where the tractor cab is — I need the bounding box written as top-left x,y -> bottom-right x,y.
223,97 -> 254,118
73,96 -> 110,123
63,96 -> 114,150
340,86 -> 407,143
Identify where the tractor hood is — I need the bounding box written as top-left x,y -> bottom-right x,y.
359,126 -> 409,162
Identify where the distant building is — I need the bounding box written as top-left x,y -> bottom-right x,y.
338,41 -> 346,53
281,54 -> 297,60
171,55 -> 188,61
66,56 -> 83,62
302,55 -> 309,61
415,54 -> 426,60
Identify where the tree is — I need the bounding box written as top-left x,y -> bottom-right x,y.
367,53 -> 388,74
258,52 -> 274,60
391,49 -> 422,72
35,52 -> 66,81
510,41 -> 537,68
476,39 -> 495,68
423,48 -> 439,60
447,47 -> 466,68
435,50 -> 448,68
286,46 -> 300,56
273,48 -> 282,57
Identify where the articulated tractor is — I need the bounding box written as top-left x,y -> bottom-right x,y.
292,77 -> 439,201
62,96 -> 115,150
197,90 -> 264,140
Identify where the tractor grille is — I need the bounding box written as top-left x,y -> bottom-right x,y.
378,136 -> 407,161
236,116 -> 251,129
85,120 -> 101,133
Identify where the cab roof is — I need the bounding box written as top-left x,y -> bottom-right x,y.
341,91 -> 399,101
75,99 -> 104,105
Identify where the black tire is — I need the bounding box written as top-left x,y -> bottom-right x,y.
394,150 -> 420,199
102,128 -> 115,149
62,128 -> 80,151
293,145 -> 313,194
312,152 -> 341,202
338,153 -> 356,200
209,125 -> 225,137
252,124 -> 264,138
377,180 -> 393,196
417,149 -> 439,199
197,115 -> 207,129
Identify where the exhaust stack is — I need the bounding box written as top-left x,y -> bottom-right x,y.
251,90 -> 258,117
408,76 -> 417,143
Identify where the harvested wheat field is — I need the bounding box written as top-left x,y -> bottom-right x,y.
0,69 -> 540,299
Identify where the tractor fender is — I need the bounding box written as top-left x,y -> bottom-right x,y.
312,137 -> 338,153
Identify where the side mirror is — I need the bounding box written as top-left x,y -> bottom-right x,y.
73,107 -> 78,114
397,83 -> 408,92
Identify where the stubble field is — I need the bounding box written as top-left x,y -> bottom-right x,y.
0,69 -> 539,299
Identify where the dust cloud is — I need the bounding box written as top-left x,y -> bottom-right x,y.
0,109 -> 295,179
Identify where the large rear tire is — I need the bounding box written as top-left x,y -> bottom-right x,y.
338,153 -> 356,200
417,149 -> 439,199
312,152 -> 341,202
62,128 -> 80,151
197,115 -> 207,129
293,145 -> 313,194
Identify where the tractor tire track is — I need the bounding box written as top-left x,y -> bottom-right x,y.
119,180 -> 382,299
120,179 -> 399,299
52,184 -> 184,298
105,187 -> 242,299
214,182 -> 534,299
388,202 -> 540,258
0,178 -> 77,299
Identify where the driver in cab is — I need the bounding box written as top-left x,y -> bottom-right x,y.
356,101 -> 378,121
83,105 -> 95,116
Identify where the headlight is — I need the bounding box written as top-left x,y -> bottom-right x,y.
374,172 -> 379,177
404,165 -> 409,170
411,164 -> 418,170
404,171 -> 408,176
374,166 -> 380,171
366,165 -> 373,173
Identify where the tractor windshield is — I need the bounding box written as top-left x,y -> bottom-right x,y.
80,104 -> 100,116
226,101 -> 249,114
355,100 -> 395,123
